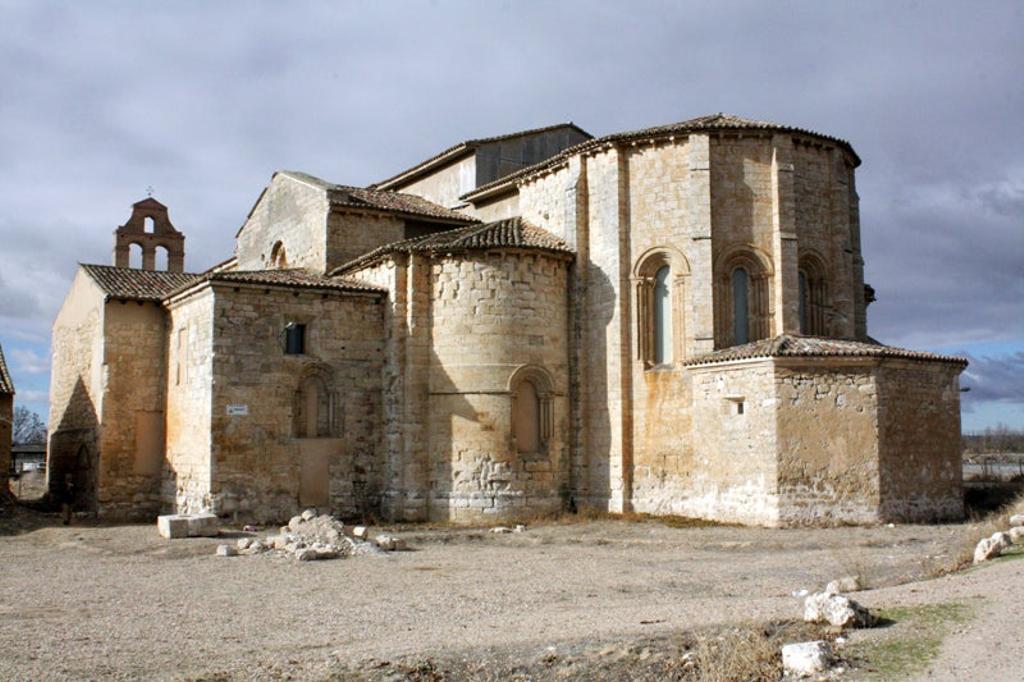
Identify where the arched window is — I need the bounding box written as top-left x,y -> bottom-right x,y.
652,265 -> 672,364
634,247 -> 689,367
732,267 -> 750,345
293,367 -> 338,438
270,241 -> 288,268
513,379 -> 541,454
129,243 -> 144,269
798,253 -> 830,336
155,245 -> 169,271
509,366 -> 555,455
715,247 -> 772,348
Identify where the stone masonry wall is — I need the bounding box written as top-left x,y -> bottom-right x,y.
235,174 -> 330,271
96,300 -> 167,519
206,284 -> 385,522
48,270 -> 106,509
774,361 -> 882,525
688,361 -> 780,525
428,251 -> 571,521
164,288 -> 215,514
325,211 -> 405,273
394,154 -> 476,208
876,360 -> 964,522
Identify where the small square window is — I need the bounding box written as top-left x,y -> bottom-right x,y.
285,323 -> 306,355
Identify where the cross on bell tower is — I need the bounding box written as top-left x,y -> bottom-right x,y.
112,197 -> 186,272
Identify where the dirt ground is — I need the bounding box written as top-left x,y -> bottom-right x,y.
0,509 -> 1019,681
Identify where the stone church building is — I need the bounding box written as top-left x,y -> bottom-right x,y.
47,114 -> 967,526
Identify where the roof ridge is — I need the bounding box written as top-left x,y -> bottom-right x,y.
461,113 -> 860,202
370,122 -> 593,190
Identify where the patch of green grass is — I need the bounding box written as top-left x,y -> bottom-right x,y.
848,602 -> 973,680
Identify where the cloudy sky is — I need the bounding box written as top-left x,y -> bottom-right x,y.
1,0 -> 1021,431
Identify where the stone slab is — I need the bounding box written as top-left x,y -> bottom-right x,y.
157,514 -> 189,539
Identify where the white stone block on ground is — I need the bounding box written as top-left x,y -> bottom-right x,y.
782,640 -> 832,676
187,512 -> 220,537
804,592 -> 873,628
157,515 -> 189,539
237,537 -> 253,551
215,544 -> 237,557
1009,527 -> 1024,544
970,532 -> 1011,561
352,525 -> 369,539
374,534 -> 406,551
489,526 -> 512,534
301,508 -> 317,522
1009,514 -> 1024,527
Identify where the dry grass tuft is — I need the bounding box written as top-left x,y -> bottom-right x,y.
689,621 -> 825,682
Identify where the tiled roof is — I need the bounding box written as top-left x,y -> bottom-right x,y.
168,268 -> 386,298
81,264 -> 201,301
0,344 -> 14,394
278,171 -> 478,224
370,122 -> 593,190
684,334 -> 968,367
462,113 -> 861,202
332,217 -> 573,274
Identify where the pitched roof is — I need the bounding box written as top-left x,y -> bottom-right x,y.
278,171 -> 478,224
332,217 -> 573,275
462,113 -> 861,202
684,334 -> 968,367
0,344 -> 14,395
369,122 -> 593,190
166,268 -> 385,299
81,264 -> 201,301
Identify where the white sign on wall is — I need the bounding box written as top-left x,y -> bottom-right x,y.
226,404 -> 249,416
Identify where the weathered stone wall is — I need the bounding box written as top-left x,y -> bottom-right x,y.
774,361 -> 882,525
96,300 -> 167,518
205,284 -> 385,522
687,361 -> 781,525
469,193 -> 520,222
325,210 -> 406,272
0,393 -> 11,485
876,360 -> 963,522
428,252 -> 571,520
164,288 -> 215,514
393,154 -> 476,208
47,269 -> 106,509
235,174 -> 329,271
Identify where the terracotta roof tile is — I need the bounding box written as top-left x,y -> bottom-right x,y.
0,344 -> 14,395
332,217 -> 573,275
81,264 -> 201,301
278,171 -> 478,224
684,334 -> 968,367
165,268 -> 386,298
462,113 -> 861,202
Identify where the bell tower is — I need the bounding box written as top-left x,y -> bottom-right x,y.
112,197 -> 186,272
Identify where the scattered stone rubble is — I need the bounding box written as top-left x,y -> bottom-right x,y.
804,591 -> 873,628
973,531 -> 1013,564
158,509 -> 407,560
824,575 -> 863,594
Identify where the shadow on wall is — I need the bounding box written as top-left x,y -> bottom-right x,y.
583,261 -> 615,511
47,378 -> 99,513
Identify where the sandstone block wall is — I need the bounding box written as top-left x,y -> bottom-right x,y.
325,210 -> 405,272
96,300 -> 167,518
205,284 -> 385,522
686,361 -> 781,524
774,362 -> 882,525
0,394 -> 11,482
394,154 -> 476,208
235,173 -> 330,271
165,288 -> 216,514
47,270 -> 106,509
428,252 -> 571,520
876,361 -> 963,522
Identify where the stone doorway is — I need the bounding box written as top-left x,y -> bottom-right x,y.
298,439 -> 342,508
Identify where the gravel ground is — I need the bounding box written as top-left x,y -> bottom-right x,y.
0,513 -> 988,680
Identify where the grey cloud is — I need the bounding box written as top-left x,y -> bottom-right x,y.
961,352 -> 1024,405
